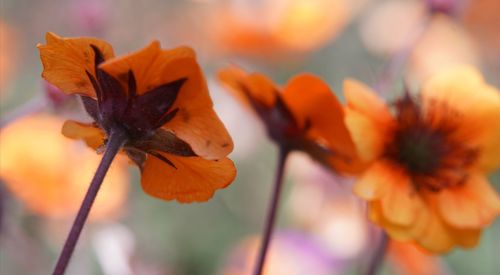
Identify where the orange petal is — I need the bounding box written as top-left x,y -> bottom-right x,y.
368,200 -> 431,242
369,197 -> 477,253
166,105 -> 233,160
354,161 -> 401,200
141,153 -> 236,203
437,173 -> 500,229
357,160 -> 424,226
381,174 -> 424,226
101,43 -> 233,159
415,212 -> 476,253
343,79 -> 393,123
61,120 -> 105,150
99,41 -> 195,94
218,66 -> 278,109
37,32 -> 114,97
343,79 -> 395,162
448,227 -> 481,249
421,65 -> 500,172
412,196 -> 481,253
281,74 -> 363,174
165,59 -> 233,159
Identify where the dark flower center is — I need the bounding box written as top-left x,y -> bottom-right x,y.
236,82 -> 304,143
394,127 -> 444,174
236,81 -> 338,167
384,94 -> 478,192
84,45 -> 186,139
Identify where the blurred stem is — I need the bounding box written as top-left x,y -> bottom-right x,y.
254,147 -> 290,275
52,130 -> 127,275
365,231 -> 389,275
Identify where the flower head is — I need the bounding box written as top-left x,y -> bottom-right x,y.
38,32 -> 236,203
0,115 -> 128,220
218,66 -> 365,174
345,65 -> 500,252
210,0 -> 349,59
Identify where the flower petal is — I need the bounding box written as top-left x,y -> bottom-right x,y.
61,120 -> 105,150
37,32 -> 114,97
421,65 -> 500,172
368,200 -> 431,242
141,153 -> 236,203
166,59 -> 233,159
413,210 -> 455,253
354,161 -> 400,200
100,43 -> 233,159
437,173 -> 500,229
369,194 -> 479,253
356,160 -> 423,226
343,79 -> 394,162
99,41 -> 195,94
381,174 -> 424,226
344,79 -> 393,123
218,66 -> 278,109
281,74 -> 364,173
415,207 -> 480,253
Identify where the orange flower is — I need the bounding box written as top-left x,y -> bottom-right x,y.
37,32 -> 236,203
211,0 -> 350,59
218,66 -> 365,174
0,115 -> 128,220
345,65 -> 500,252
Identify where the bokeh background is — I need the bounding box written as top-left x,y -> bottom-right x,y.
1,0 -> 499,274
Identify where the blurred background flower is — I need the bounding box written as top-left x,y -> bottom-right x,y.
0,114 -> 129,220
209,0 -> 351,60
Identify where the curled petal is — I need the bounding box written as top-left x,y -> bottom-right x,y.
343,79 -> 395,162
38,32 -> 114,97
437,173 -> 500,229
165,59 -> 233,160
415,205 -> 480,253
218,66 -> 278,109
422,65 -> 500,172
62,120 -> 105,150
141,153 -> 237,203
282,74 -> 364,173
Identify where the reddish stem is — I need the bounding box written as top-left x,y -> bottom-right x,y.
52,130 -> 127,275
253,147 -> 289,275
